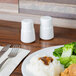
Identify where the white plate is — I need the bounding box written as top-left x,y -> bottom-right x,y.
21,45 -> 63,76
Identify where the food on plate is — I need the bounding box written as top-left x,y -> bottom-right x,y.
24,42 -> 76,76
26,55 -> 64,76
58,55 -> 76,68
53,47 -> 63,57
39,56 -> 53,65
53,42 -> 76,68
61,64 -> 76,76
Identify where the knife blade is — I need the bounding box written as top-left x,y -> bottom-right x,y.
0,44 -> 11,57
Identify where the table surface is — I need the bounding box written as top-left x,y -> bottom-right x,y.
0,20 -> 76,76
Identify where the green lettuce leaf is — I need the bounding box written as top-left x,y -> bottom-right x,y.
61,43 -> 74,57
53,47 -> 63,57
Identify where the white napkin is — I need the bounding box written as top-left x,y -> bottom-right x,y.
0,46 -> 30,76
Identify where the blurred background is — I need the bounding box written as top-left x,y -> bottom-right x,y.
0,0 -> 76,29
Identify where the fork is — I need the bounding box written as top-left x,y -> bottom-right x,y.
0,45 -> 20,68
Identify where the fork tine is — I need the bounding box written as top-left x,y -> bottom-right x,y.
13,45 -> 20,53
9,44 -> 20,56
13,45 -> 18,48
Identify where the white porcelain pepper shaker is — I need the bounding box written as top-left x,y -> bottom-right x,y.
21,19 -> 35,43
40,16 -> 54,40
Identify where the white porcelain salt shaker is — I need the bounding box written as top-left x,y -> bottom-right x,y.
21,19 -> 35,43
40,16 -> 54,40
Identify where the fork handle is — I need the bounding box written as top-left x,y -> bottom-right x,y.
0,58 -> 8,68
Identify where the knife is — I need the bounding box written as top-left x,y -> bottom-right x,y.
0,44 -> 11,57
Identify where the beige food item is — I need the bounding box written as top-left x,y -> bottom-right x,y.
61,64 -> 76,76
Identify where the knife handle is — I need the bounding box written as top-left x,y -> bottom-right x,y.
0,44 -> 11,57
